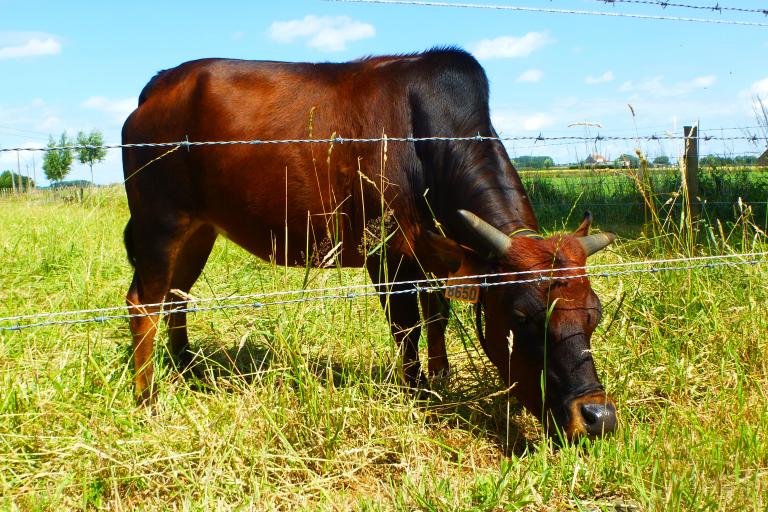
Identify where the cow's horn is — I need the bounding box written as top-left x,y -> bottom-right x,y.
456,209 -> 511,258
578,232 -> 616,256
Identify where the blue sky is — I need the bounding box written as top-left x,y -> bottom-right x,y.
2,0 -> 767,184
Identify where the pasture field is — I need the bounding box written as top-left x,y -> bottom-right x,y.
520,167 -> 768,233
1,184 -> 768,510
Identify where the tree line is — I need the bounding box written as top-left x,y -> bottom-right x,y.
40,129 -> 107,185
2,129 -> 107,191
511,153 -> 762,170
0,171 -> 34,191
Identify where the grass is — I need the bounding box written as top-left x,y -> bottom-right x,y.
521,166 -> 768,234
1,182 -> 767,510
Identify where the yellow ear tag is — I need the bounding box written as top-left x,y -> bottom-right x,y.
444,276 -> 480,303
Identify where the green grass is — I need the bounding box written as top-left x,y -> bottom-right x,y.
1,185 -> 767,510
521,166 -> 768,234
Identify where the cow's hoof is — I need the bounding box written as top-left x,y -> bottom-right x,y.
428,367 -> 451,389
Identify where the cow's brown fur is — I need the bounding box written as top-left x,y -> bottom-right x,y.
122,49 -> 615,438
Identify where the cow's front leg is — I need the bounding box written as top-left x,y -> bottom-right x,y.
420,290 -> 451,386
367,259 -> 426,388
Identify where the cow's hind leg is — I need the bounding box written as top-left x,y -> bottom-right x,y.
125,217 -> 191,405
165,224 -> 217,371
420,291 -> 451,386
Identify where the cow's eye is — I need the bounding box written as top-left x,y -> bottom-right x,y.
512,309 -> 527,322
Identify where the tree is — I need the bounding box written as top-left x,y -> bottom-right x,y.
653,155 -> 671,167
614,153 -> 639,169
42,133 -> 74,184
733,155 -> 757,166
512,155 -> 555,169
700,154 -> 729,168
76,129 -> 107,185
0,170 -> 34,190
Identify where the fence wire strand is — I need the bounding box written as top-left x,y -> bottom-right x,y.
2,253 -> 766,332
591,0 -> 768,16
2,133 -> 767,154
325,0 -> 768,26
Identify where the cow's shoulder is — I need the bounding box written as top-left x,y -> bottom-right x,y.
403,48 -> 491,135
419,47 -> 488,91
138,58 -> 234,105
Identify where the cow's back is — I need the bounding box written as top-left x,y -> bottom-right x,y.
121,50 -> 510,265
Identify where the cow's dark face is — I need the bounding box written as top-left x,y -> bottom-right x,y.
431,210 -> 616,439
481,234 -> 616,439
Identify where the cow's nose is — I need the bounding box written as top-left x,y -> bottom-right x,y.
580,401 -> 617,436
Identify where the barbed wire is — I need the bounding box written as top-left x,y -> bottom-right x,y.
2,133 -> 767,154
1,252 -> 766,331
592,0 -> 768,16
530,201 -> 768,206
325,0 -> 768,26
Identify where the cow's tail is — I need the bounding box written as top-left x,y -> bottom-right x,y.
124,218 -> 137,268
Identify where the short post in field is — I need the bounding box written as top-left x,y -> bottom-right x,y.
683,125 -> 701,220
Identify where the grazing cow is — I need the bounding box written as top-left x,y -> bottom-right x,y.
122,48 -> 617,438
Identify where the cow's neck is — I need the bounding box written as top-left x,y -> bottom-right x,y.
429,140 -> 539,244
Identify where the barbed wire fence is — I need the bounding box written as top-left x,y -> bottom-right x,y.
3,129 -> 764,208
2,132 -> 767,154
590,0 -> 768,16
1,253 -> 766,332
324,0 -> 768,26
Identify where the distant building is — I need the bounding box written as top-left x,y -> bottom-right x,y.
758,148 -> 768,166
584,154 -> 607,165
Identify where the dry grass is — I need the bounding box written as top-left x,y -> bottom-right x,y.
1,186 -> 767,510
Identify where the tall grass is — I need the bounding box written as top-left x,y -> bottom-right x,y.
522,166 -> 768,236
1,184 -> 767,510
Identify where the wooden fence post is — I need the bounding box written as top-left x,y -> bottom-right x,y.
16,153 -> 23,194
683,125 -> 700,218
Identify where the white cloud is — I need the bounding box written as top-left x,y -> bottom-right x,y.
620,76 -> 663,94
469,32 -> 554,60
516,69 -> 543,83
0,142 -> 36,167
585,71 -> 614,85
0,31 -> 61,59
81,96 -> 137,122
492,110 -> 555,133
0,99 -> 64,140
269,15 -> 375,52
620,74 -> 716,97
691,75 -> 716,88
231,31 -> 246,41
522,113 -> 555,131
37,116 -> 62,131
745,76 -> 768,97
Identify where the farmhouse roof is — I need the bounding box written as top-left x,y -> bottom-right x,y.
758,148 -> 768,166
585,153 -> 607,164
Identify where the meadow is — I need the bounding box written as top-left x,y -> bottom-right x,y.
1,171 -> 767,510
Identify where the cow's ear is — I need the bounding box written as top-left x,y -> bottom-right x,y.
574,210 -> 593,237
424,231 -> 488,280
424,231 -> 464,273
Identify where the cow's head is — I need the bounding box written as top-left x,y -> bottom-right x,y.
431,210 -> 616,439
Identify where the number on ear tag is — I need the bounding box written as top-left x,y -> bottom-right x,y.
444,280 -> 480,303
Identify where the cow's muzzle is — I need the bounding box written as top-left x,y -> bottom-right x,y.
565,391 -> 618,438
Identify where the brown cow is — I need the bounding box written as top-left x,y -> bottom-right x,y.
122,48 -> 617,438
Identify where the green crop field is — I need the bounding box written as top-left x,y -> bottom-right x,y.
1,179 -> 767,510
520,167 -> 768,234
